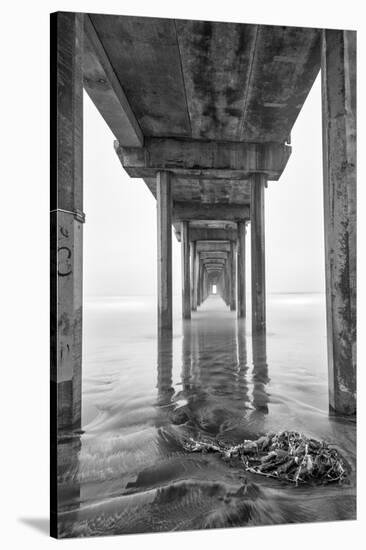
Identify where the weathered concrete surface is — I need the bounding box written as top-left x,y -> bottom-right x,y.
89,14 -> 192,137
196,241 -> 231,252
321,30 -> 356,415
83,15 -> 143,147
143,177 -> 251,205
89,15 -> 320,142
173,202 -> 249,222
117,138 -> 291,180
179,228 -> 237,242
250,174 -> 266,331
181,221 -> 191,319
176,221 -> 238,239
50,12 -> 84,434
157,171 -> 173,331
50,11 -> 84,539
237,221 -> 247,318
199,251 -> 228,260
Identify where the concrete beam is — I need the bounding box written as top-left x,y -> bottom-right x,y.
196,241 -> 231,252
173,202 -> 250,222
116,138 -> 291,180
157,171 -> 173,331
321,30 -> 356,415
190,228 -> 238,242
175,228 -> 238,242
202,260 -> 226,267
83,15 -> 143,147
199,251 -> 228,260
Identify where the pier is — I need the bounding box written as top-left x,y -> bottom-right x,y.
51,12 -> 356,439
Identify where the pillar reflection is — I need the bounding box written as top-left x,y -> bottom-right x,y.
236,319 -> 250,405
156,329 -> 174,406
181,321 -> 192,392
251,330 -> 269,415
55,432 -> 82,536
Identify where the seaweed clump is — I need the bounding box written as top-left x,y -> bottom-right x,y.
182,431 -> 348,486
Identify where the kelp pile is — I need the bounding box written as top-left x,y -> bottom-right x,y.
182,431 -> 348,485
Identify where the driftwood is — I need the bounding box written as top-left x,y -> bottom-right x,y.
181,431 -> 347,485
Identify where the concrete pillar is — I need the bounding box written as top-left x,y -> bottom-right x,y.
157,171 -> 173,332
197,258 -> 202,306
223,260 -> 229,306
200,264 -> 204,303
50,12 -> 84,434
193,245 -> 199,310
250,173 -> 267,332
321,30 -> 356,415
190,241 -> 196,311
219,270 -> 225,302
230,241 -> 236,311
181,221 -> 191,319
237,221 -> 247,318
204,270 -> 208,301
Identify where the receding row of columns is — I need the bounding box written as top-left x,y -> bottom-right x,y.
155,170 -> 266,332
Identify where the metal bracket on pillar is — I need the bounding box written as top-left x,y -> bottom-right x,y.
50,208 -> 86,224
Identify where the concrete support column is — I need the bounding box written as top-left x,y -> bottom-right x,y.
237,221 -> 247,318
51,12 -> 84,434
230,241 -> 236,311
250,173 -> 267,332
197,259 -> 202,306
157,171 -> 173,332
321,30 -> 356,415
190,241 -> 196,311
181,221 -> 191,319
219,271 -> 225,302
224,260 -> 230,307
193,247 -> 199,310
199,263 -> 204,303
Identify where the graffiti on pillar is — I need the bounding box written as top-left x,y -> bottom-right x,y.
58,246 -> 72,277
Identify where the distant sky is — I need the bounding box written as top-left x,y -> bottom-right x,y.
83,74 -> 324,298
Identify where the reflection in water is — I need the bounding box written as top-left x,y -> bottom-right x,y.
252,331 -> 269,413
181,321 -> 192,392
57,294 -> 356,537
156,329 -> 174,405
56,433 -> 81,535
236,319 -> 250,407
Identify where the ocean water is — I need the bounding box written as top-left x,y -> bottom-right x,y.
57,293 -> 356,537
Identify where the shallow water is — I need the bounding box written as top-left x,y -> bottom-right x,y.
57,294 -> 356,537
